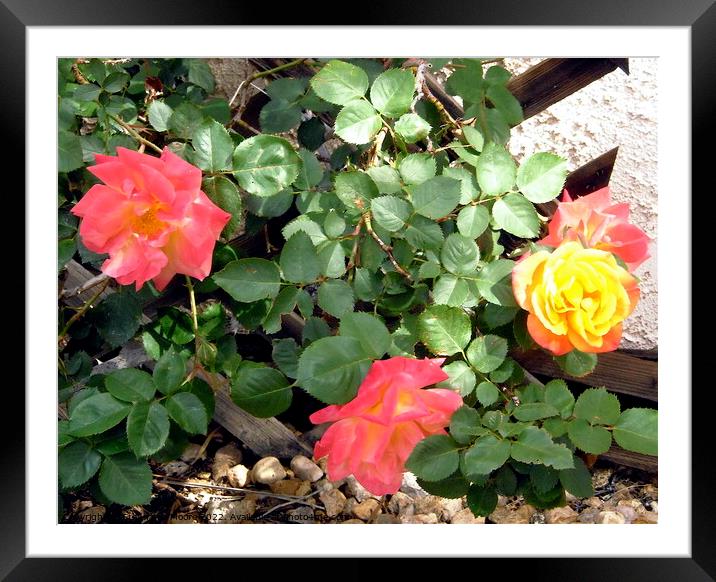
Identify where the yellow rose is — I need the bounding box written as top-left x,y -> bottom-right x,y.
512,241 -> 640,355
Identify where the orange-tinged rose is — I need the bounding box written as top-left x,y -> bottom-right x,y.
512,241 -> 640,355
540,187 -> 650,271
309,357 -> 462,496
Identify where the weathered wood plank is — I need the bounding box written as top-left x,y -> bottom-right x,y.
601,445 -> 657,473
506,58 -> 629,121
512,349 -> 658,402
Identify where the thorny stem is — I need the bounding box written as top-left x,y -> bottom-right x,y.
58,278 -> 110,347
185,276 -> 201,369
109,113 -> 163,154
229,58 -> 307,107
233,117 -> 260,136
363,213 -> 413,283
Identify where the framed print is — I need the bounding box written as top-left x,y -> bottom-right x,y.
7,0 -> 710,578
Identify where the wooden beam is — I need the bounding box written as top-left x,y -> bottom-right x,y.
512,349 -> 658,403
601,445 -> 657,473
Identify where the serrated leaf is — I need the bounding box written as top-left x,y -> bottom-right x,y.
433,274 -> 468,307
418,305 -> 471,356
399,153 -> 436,185
486,84 -> 523,126
334,170 -> 378,213
147,100 -> 173,132
411,176 -> 461,219
310,60 -> 369,105
405,435 -> 460,481
232,365 -> 292,418
152,350 -> 187,395
530,464 -> 559,494
98,453 -> 152,505
371,195 -> 412,232
456,205 -> 490,239
476,381 -> 500,407
202,176 -> 243,240
613,408 -> 657,455
394,113 -> 431,143
475,142 -> 516,196
296,336 -> 372,404
165,392 -> 208,435
127,401 -> 170,457
214,258 -> 281,302
555,350 -> 598,377
104,369 -> 156,404
370,68 -> 415,118
567,419 -> 612,454
544,379 -> 575,419
316,279 -> 354,318
191,119 -> 233,172
403,215 -> 444,250
463,435 -> 511,475
272,338 -> 301,379
232,135 -> 301,197
259,99 -> 302,133
517,152 -> 569,203
438,362 -> 476,397
58,130 -> 84,173
280,231 -> 320,284
91,292 -> 142,348
492,194 -> 541,238
59,441 -> 102,488
473,259 -> 517,307
466,334 -> 508,373
417,472 -> 470,499
366,165 -> 402,194
573,387 -> 621,425
494,465 -> 518,496
441,233 -> 480,276
68,393 -> 131,437
335,100 -> 382,145
467,484 -> 498,517
559,456 -> 595,498
449,406 -> 485,444
510,426 -> 574,469
513,402 -> 559,422
339,312 -> 390,359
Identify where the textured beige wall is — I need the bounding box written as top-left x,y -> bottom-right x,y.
504,58 -> 658,351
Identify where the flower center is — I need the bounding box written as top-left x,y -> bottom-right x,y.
133,207 -> 165,237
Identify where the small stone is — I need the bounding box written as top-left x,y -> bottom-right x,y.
577,508 -> 600,524
162,460 -> 190,477
319,488 -> 347,517
290,455 -> 323,482
415,495 -> 443,516
252,457 -> 286,485
287,506 -> 314,524
633,512 -> 658,524
180,443 -> 205,463
530,512 -> 546,524
615,505 -> 636,523
270,479 -> 311,497
77,506 -> 105,524
345,475 -> 381,502
205,497 -> 257,524
212,443 -> 243,481
343,498 -> 359,516
400,513 -> 439,524
315,478 -> 334,492
642,484 -> 658,499
649,501 -> 658,513
317,457 -> 328,472
374,514 -> 401,524
592,468 -> 612,489
72,500 -> 93,513
439,498 -> 464,522
450,508 -> 486,524
353,498 -> 381,521
341,518 -> 365,524
585,496 -> 603,508
387,492 -> 414,517
497,495 -> 509,507
544,506 -> 578,524
489,504 -> 536,524
400,472 -> 427,497
227,464 -> 251,488
565,492 -> 578,504
596,510 -> 626,524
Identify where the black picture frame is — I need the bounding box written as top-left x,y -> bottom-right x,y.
8,1 -> 708,578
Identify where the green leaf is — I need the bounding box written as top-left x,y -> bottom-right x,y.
98,453 -> 152,505
302,316 -> 331,345
318,241 -> 347,278
202,176 -> 243,240
405,435 -> 460,481
464,435 -> 511,475
309,60 -> 369,105
296,336 -> 372,404
370,68 -> 415,118
399,153 -> 436,185
153,349 -> 187,395
232,365 -> 292,418
259,99 -> 302,133
298,117 -> 326,151
371,195 -> 412,232
147,100 -> 173,132
59,441 -> 102,488
280,231 -> 320,284
443,166 -> 480,205
367,165 -> 403,194
484,108 -> 511,145
544,379 -> 575,419
466,334 -> 508,373
91,293 -> 142,348
511,426 -> 574,469
555,350 -> 598,377
456,205 -> 490,239
191,119 -> 234,172
432,275 -> 468,307
403,215 -> 444,250
485,66 -> 511,85
567,419 -> 612,455
282,215 -> 328,245
486,84 -> 523,126
474,259 -> 517,307
266,77 -> 307,101
246,188 -> 293,218
543,417 -> 568,438
58,130 -> 84,173
475,142 -> 516,196
232,135 -> 301,197
449,406 -> 485,444
492,194 -> 541,238
58,238 -> 76,271
418,305 -> 471,356
167,102 -> 206,139
467,484 -> 498,517
530,464 -> 559,494
517,152 -> 569,203
294,148 -> 324,190
335,100 -> 382,145
417,472 -> 470,499
441,233 -> 480,276
462,125 -> 485,152
214,259 -> 281,302
126,401 -> 170,457
339,312 -> 390,359
513,402 -> 559,421
444,59 -> 484,103
613,408 -> 657,455
573,387 -> 621,425
165,392 -> 208,435
411,176 -> 461,219
439,361 -> 476,397
263,286 -> 300,334
272,338 -> 301,379
394,113 -> 431,143
476,381 -> 500,406
105,368 -> 156,403
559,456 -> 595,498
186,58 -> 215,92
334,171 -> 378,213
494,465 -> 518,496
324,210 -> 347,239
389,313 -> 419,357
68,393 -> 131,437
317,279 -> 354,317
